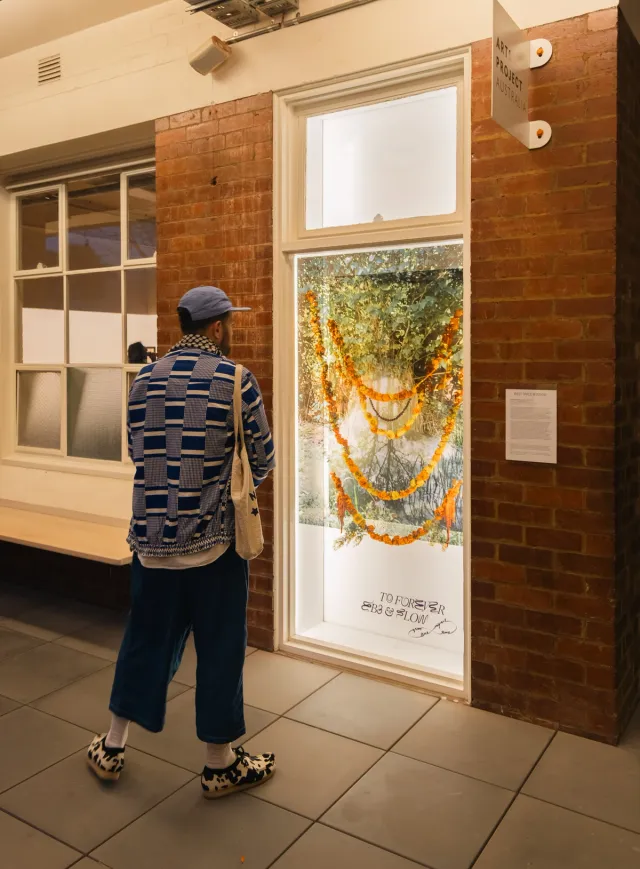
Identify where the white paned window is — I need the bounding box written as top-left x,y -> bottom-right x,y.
12,165 -> 157,464
306,88 -> 458,230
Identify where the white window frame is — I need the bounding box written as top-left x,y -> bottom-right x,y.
273,51 -> 472,699
4,163 -> 156,478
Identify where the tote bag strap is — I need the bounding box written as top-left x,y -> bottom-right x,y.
233,363 -> 246,451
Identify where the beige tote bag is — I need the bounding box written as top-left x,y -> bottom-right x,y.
231,364 -> 264,561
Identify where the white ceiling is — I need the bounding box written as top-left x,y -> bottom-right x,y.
0,0 -> 170,58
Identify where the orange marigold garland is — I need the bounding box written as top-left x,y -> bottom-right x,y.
331,472 -> 462,546
358,391 -> 426,440
326,306 -> 462,403
306,288 -> 463,545
344,384 -> 463,501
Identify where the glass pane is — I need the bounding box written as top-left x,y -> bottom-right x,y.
67,174 -> 121,269
295,243 -> 464,679
306,88 -> 457,230
18,191 -> 59,270
69,272 -> 121,363
18,277 -> 64,364
126,269 -> 157,364
17,371 -> 61,450
68,368 -> 121,461
128,173 -> 156,260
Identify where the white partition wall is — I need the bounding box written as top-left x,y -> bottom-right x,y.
275,52 -> 471,696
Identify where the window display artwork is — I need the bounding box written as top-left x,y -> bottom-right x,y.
295,243 -> 465,679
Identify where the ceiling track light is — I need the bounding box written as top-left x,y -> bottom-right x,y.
250,0 -> 299,14
185,0 -> 299,29
184,1 -> 259,29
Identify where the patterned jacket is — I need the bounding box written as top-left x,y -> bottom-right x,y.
126,334 -> 275,558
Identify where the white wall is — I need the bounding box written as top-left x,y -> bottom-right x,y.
0,0 -> 618,164
0,463 -> 132,523
0,1 -> 215,162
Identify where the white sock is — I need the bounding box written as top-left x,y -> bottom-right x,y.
106,714 -> 130,749
206,742 -> 235,770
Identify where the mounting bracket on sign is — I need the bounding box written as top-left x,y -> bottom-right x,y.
527,38 -> 553,149
530,38 -> 553,69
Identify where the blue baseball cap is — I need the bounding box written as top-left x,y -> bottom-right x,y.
177,286 -> 251,321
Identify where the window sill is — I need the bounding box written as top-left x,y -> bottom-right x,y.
0,452 -> 135,481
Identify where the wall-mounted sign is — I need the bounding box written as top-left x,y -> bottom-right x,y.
492,0 -> 553,150
506,389 -> 557,464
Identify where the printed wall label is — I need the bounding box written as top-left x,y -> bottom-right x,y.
506,389 -> 557,464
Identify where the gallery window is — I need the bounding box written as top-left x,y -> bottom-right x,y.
11,166 -> 157,464
276,55 -> 469,693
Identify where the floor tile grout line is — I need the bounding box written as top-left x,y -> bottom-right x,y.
0,623 -> 52,644
516,792 -> 640,839
17,658 -> 115,707
385,748 -> 533,793
276,669 -> 343,718
385,697 -> 442,752
318,818 -> 437,868
0,612 -> 113,645
2,747 -> 197,860
279,712 -> 401,752
0,799 -> 91,856
516,728 -> 558,794
468,729 -> 558,869
87,776 -> 201,861
83,774 -> 198,858
244,727 -> 384,823
281,691 -> 443,754
0,730 -> 95,799
263,819 -> 314,869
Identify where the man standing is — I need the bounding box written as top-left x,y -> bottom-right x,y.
87,286 -> 276,799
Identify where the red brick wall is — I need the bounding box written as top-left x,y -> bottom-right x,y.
615,12 -> 640,733
155,94 -> 275,650
470,10 -> 621,741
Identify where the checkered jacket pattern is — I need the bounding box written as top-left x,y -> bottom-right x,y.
126,335 -> 275,558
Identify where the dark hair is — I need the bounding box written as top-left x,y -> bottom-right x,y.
178,307 -> 230,334
127,341 -> 148,363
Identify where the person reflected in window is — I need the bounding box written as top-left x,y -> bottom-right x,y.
127,342 -> 148,364
127,342 -> 157,364
88,286 -> 276,799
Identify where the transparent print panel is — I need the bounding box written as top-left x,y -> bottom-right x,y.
67,174 -> 121,270
17,371 -> 61,450
126,269 -> 157,363
17,277 -> 64,364
128,173 -> 157,260
295,244 -> 464,678
68,272 -> 122,364
67,368 -> 122,461
18,191 -> 59,271
306,88 -> 458,230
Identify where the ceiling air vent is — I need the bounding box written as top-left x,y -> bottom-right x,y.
251,0 -> 299,14
185,0 -> 259,28
38,54 -> 62,85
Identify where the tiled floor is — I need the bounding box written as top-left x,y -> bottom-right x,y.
1,583 -> 639,869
